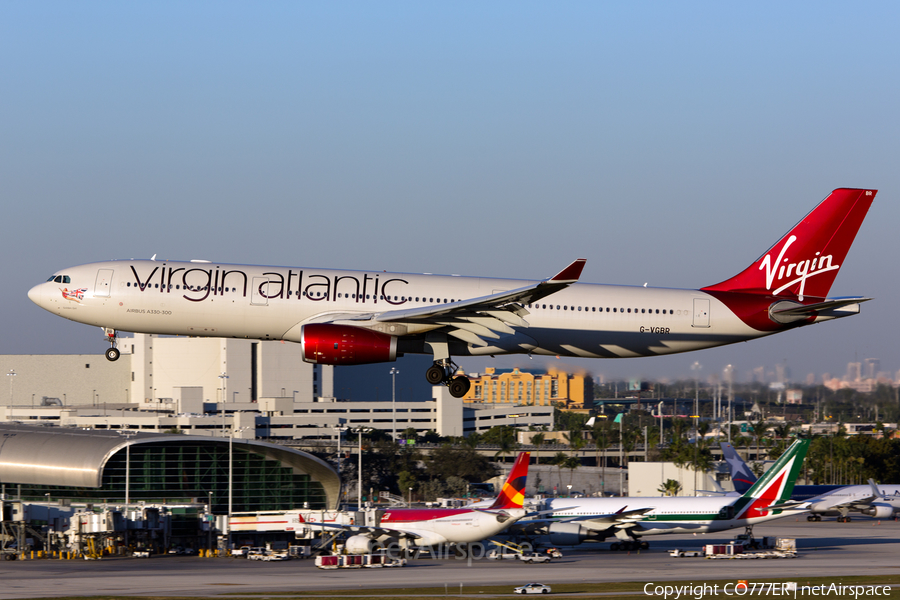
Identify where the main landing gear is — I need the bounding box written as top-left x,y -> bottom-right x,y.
807,515 -> 823,522
103,328 -> 120,362
425,359 -> 471,399
610,540 -> 649,551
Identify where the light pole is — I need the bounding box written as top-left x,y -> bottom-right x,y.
208,491 -> 213,551
724,364 -> 734,443
352,427 -> 372,508
333,425 -> 348,506
390,368 -> 399,440
229,425 -> 250,548
6,371 -> 15,418
117,430 -> 136,506
408,487 -> 413,507
218,373 -> 229,436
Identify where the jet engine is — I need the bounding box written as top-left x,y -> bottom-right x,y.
344,535 -> 381,555
861,504 -> 894,519
547,522 -> 590,546
300,324 -> 398,365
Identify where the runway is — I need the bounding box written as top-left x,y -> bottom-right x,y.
1,517 -> 898,599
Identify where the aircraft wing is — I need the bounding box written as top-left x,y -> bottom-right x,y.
806,480 -> 883,512
306,522 -> 428,542
371,259 -> 586,346
300,259 -> 586,346
522,506 -> 654,534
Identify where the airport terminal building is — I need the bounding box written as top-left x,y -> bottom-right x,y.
0,424 -> 340,511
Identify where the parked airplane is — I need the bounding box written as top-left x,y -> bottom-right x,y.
721,441 -> 841,499
721,442 -> 900,522
313,452 -> 531,552
527,439 -> 810,550
28,188 -> 875,398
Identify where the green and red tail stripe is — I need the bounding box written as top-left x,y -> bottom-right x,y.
732,439 -> 809,520
488,452 -> 530,510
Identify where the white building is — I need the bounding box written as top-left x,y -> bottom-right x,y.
0,335 -> 553,438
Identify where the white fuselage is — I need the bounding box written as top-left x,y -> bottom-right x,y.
808,485 -> 900,516
29,259 -> 771,359
376,508 -> 526,545
543,495 -> 790,537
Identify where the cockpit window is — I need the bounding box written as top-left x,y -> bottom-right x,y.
47,276 -> 56,282
50,275 -> 71,284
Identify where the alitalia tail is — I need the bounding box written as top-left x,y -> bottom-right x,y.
534,439 -> 810,549
28,188 -> 875,398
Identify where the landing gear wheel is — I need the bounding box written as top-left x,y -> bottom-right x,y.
609,542 -> 620,551
448,376 -> 471,398
105,347 -> 120,362
807,515 -> 816,521
639,541 -> 649,550
425,365 -> 445,385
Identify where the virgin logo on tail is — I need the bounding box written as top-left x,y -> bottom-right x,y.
760,236 -> 839,300
702,189 -> 875,299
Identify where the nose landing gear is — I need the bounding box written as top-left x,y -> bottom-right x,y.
102,328 -> 120,361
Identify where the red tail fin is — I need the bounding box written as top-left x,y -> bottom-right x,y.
702,189 -> 875,300
488,452 -> 530,510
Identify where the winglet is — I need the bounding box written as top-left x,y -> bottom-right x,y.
549,259 -> 587,283
488,452 -> 530,510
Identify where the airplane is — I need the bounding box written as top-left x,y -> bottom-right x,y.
310,451 -> 531,552
522,439 -> 810,550
721,442 -> 900,522
28,188 -> 875,399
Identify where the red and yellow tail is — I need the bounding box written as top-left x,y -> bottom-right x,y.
488,452 -> 530,510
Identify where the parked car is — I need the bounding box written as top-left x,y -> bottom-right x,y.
518,553 -> 551,564
515,583 -> 552,594
246,548 -> 267,560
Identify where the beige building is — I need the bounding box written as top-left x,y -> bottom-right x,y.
461,366 -> 593,409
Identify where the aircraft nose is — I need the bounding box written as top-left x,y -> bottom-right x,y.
28,283 -> 44,306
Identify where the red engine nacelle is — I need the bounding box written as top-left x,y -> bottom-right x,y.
300,324 -> 398,365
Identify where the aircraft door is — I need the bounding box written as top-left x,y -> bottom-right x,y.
692,298 -> 710,328
95,269 -> 114,298
251,277 -> 269,306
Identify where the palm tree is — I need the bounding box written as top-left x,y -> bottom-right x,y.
552,452 -> 569,492
751,420 -> 769,462
658,479 -> 682,497
592,423 -> 614,492
562,456 -> 581,490
531,432 -> 546,465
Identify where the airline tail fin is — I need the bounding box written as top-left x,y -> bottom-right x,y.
488,452 -> 530,510
733,439 -> 809,520
702,189 -> 875,300
721,442 -> 758,494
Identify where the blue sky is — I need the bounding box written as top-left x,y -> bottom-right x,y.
2,2 -> 897,383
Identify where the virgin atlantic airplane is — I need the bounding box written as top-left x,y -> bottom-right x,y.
28,188 -> 875,398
